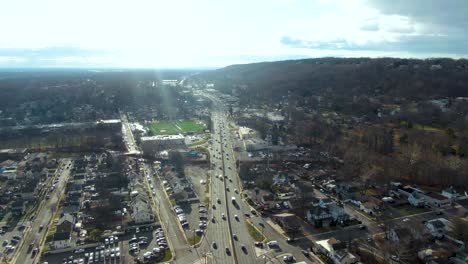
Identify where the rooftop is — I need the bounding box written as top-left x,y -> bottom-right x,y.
141,134 -> 185,141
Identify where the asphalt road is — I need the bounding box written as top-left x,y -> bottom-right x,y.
144,162 -> 200,264
121,113 -> 141,155
200,100 -> 256,264
14,158 -> 73,264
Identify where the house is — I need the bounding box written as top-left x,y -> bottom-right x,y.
385,227 -> 412,242
10,199 -> 25,215
421,192 -> 451,207
314,238 -> 359,264
408,192 -> 426,207
335,182 -> 362,200
131,199 -> 154,224
441,187 -> 459,200
359,197 -> 381,215
425,218 -> 450,239
307,206 -> 331,225
311,197 -> 334,207
307,204 -> 349,227
397,185 -> 422,198
53,213 -> 75,249
272,213 -> 301,234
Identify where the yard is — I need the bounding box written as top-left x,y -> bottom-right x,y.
396,204 -> 429,215
146,120 -> 205,135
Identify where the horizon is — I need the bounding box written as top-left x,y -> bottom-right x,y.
1,0 -> 468,68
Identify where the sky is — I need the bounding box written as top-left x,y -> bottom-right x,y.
0,0 -> 467,68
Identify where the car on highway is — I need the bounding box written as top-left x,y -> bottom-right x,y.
234,215 -> 239,221
267,241 -> 278,247
402,218 -> 410,222
222,213 -> 226,220
74,248 -> 85,253
217,198 -> 221,204
212,242 -> 217,249
283,255 -> 296,262
302,250 -> 310,256
225,247 -> 231,255
233,234 -> 238,240
240,244 -> 247,254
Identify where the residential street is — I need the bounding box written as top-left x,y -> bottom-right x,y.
14,159 -> 73,264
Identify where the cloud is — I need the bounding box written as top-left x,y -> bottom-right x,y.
360,21 -> 379,31
366,0 -> 468,29
0,47 -> 116,68
281,34 -> 468,54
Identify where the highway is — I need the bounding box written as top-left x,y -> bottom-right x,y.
199,100 -> 256,264
14,159 -> 73,264
205,94 -> 325,264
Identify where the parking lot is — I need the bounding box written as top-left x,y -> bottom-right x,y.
127,226 -> 169,263
41,236 -> 122,264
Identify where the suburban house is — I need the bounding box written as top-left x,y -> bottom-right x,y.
421,192 -> 452,207
272,213 -> 301,235
307,203 -> 349,227
397,185 -> 422,198
408,192 -> 426,207
385,227 -> 412,242
335,182 -> 362,200
425,218 -> 450,239
441,187 -> 459,200
10,199 -> 26,215
53,213 -> 75,249
314,238 -> 360,264
359,197 -> 381,215
131,199 -> 154,224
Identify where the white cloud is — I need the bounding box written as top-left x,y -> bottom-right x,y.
0,0 -> 466,67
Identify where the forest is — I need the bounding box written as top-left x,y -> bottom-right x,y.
202,57 -> 468,190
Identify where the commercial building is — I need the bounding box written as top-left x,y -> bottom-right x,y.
238,126 -> 258,140
141,135 -> 186,155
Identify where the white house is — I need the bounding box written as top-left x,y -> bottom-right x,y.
385,227 -> 412,242
441,187 -> 459,200
408,192 -> 426,207
421,192 -> 451,208
314,238 -> 359,264
132,200 -> 154,224
52,214 -> 74,249
425,218 -> 450,239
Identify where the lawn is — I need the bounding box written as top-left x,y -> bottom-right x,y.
397,205 -> 429,215
176,121 -> 206,133
146,120 -> 205,135
157,250 -> 173,263
147,122 -> 180,135
246,220 -> 265,242
187,234 -> 202,245
413,124 -> 443,132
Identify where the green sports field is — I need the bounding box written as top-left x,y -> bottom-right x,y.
146,120 -> 206,135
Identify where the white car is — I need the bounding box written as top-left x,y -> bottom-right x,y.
402,218 -> 410,222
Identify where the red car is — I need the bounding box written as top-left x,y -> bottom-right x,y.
254,242 -> 264,248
